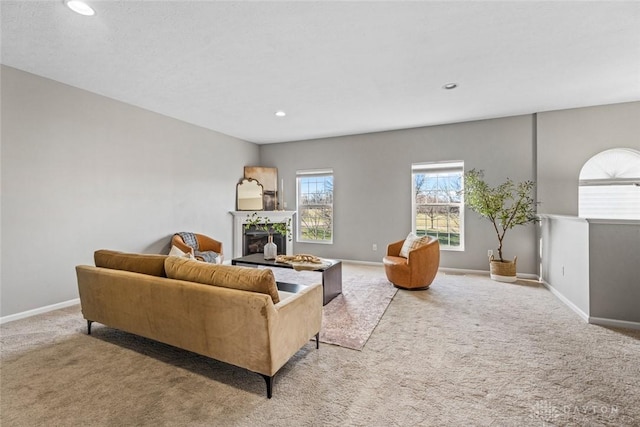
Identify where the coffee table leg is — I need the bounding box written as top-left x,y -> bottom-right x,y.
322,262 -> 342,305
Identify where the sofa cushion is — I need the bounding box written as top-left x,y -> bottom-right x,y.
164,256 -> 280,304
399,232 -> 432,258
94,250 -> 168,277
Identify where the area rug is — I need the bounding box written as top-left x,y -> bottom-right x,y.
271,266 -> 398,350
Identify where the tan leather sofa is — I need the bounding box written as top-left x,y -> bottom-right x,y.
383,237 -> 440,289
76,250 -> 322,398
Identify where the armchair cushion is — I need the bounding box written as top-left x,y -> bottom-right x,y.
168,245 -> 195,259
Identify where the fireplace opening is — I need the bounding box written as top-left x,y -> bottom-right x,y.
243,224 -> 286,256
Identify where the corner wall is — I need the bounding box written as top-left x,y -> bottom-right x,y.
1,66 -> 259,318
537,101 -> 640,216
589,220 -> 640,324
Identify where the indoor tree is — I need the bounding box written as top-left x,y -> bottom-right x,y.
464,169 -> 538,262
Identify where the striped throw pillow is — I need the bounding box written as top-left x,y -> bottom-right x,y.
399,232 -> 431,258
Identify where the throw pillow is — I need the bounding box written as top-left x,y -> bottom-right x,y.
169,245 -> 195,259
164,256 -> 280,304
399,232 -> 431,258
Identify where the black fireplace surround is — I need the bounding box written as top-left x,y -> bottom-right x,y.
243,224 -> 286,256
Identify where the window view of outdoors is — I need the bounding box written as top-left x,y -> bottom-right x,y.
413,167 -> 463,249
297,173 -> 333,243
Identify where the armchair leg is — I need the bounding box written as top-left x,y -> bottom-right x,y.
260,374 -> 273,399
315,333 -> 320,349
87,320 -> 93,335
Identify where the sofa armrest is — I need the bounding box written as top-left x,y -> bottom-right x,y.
269,283 -> 323,373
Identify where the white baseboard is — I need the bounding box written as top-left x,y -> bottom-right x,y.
231,258 -> 541,280
437,266 -> 539,280
341,259 -> 384,267
541,281 -> 640,330
342,260 -> 541,280
439,267 -> 488,276
589,316 -> 640,331
0,298 -> 80,325
541,281 -> 590,323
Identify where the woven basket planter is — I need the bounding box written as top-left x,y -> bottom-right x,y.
489,256 -> 517,282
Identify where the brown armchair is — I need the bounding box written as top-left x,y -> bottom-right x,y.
383,236 -> 440,289
171,233 -> 223,263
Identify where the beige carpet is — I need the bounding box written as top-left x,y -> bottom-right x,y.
271,265 -> 398,350
2,264 -> 640,426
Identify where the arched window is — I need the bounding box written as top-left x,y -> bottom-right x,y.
579,148 -> 640,220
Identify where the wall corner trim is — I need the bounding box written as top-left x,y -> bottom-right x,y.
542,280 -> 590,322
588,316 -> 640,331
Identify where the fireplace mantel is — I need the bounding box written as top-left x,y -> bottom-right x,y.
229,211 -> 296,258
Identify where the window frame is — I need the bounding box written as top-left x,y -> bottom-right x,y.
296,168 -> 334,244
411,161 -> 465,251
578,148 -> 640,220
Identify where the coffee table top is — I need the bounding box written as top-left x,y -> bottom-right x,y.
232,253 -> 340,271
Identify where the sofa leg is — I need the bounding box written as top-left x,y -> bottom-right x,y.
315,333 -> 320,349
87,320 -> 93,335
260,374 -> 273,399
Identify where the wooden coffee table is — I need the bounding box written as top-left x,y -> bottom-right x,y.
231,253 -> 342,305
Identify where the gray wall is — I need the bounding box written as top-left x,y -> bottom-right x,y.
1,66 -> 259,317
260,115 -> 538,274
260,101 -> 640,274
3,64 -> 638,318
540,215 -> 640,325
589,220 -> 640,323
537,102 -> 640,215
539,215 -> 590,316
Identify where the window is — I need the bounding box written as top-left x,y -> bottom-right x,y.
296,169 -> 334,243
412,161 -> 464,250
579,148 -> 640,220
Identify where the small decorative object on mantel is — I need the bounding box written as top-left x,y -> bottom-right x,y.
464,169 -> 538,283
244,212 -> 292,260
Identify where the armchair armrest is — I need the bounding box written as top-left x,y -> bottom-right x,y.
197,234 -> 223,256
387,239 -> 405,257
170,235 -> 195,255
407,238 -> 440,282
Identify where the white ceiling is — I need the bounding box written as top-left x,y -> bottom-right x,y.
2,1 -> 639,144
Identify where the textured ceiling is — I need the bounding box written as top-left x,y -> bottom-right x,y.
2,1 -> 639,144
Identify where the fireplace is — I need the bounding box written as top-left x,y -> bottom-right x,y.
230,211 -> 296,258
243,225 -> 286,256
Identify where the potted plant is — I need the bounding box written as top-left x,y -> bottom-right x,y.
463,169 -> 537,282
244,212 -> 292,260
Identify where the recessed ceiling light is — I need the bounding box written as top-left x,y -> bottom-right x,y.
275,111 -> 286,117
65,0 -> 95,16
443,83 -> 458,90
